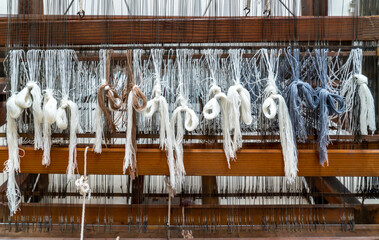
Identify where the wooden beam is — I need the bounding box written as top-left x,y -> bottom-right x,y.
0,147 -> 378,176
1,16 -> 378,47
2,203 -> 374,226
306,177 -> 360,204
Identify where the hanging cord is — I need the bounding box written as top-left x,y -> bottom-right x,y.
4,50 -> 25,215
144,49 -> 176,190
94,49 -> 123,153
284,48 -> 318,142
261,49 -> 298,183
123,49 -> 147,178
171,49 -> 199,188
76,146 -> 91,240
227,49 -> 252,160
340,49 -> 376,135
55,50 -> 80,182
313,49 -> 344,166
42,50 -> 58,166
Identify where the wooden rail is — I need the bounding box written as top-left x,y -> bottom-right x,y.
0,147 -> 378,176
1,16 -> 378,46
1,203 -> 378,225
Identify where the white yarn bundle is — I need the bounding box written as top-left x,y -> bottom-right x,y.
170,49 -> 199,187
56,50 -> 80,181
5,50 -> 26,215
26,50 -> 44,150
8,52 -> 44,212
261,49 -> 298,183
144,49 -> 176,189
202,49 -> 234,168
227,49 -> 252,157
341,49 -> 376,135
42,50 -> 58,166
93,49 -> 107,153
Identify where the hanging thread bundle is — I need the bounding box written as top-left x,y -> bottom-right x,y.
123,50 -> 147,178
144,49 -> 176,190
42,50 -> 58,166
55,49 -> 80,182
261,49 -> 298,183
313,49 -> 344,166
284,48 -> 318,142
171,49 -> 199,187
340,49 -> 376,136
3,47 -> 376,215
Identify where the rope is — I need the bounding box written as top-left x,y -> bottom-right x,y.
76,146 -> 91,240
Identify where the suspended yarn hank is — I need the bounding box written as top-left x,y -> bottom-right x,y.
94,49 -> 123,153
226,49 -> 252,159
26,50 -> 44,150
42,50 -> 59,166
340,49 -> 376,135
4,50 -> 26,215
284,48 -> 318,142
170,49 -> 199,187
313,49 -> 344,166
55,49 -> 80,182
261,49 -> 298,183
123,49 -> 147,178
202,49 -> 234,168
144,49 -> 176,190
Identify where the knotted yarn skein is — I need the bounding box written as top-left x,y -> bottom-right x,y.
261,49 -> 298,183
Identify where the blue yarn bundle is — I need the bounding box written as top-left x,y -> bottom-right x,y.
285,48 -> 318,142
313,49 -> 344,166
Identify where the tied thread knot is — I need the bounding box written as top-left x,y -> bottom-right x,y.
75,176 -> 90,199
97,83 -> 122,132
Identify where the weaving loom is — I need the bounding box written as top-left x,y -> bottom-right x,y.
0,0 -> 378,239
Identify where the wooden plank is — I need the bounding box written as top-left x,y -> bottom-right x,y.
0,147 -> 378,176
0,16 -> 378,46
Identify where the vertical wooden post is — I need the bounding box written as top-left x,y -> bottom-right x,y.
18,0 -> 44,14
202,176 -> 219,205
301,0 -> 328,16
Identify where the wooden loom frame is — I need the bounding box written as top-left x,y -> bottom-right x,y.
1,1 -> 379,238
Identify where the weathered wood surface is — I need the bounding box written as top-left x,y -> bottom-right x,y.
1,16 -> 378,46
0,147 -> 378,176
